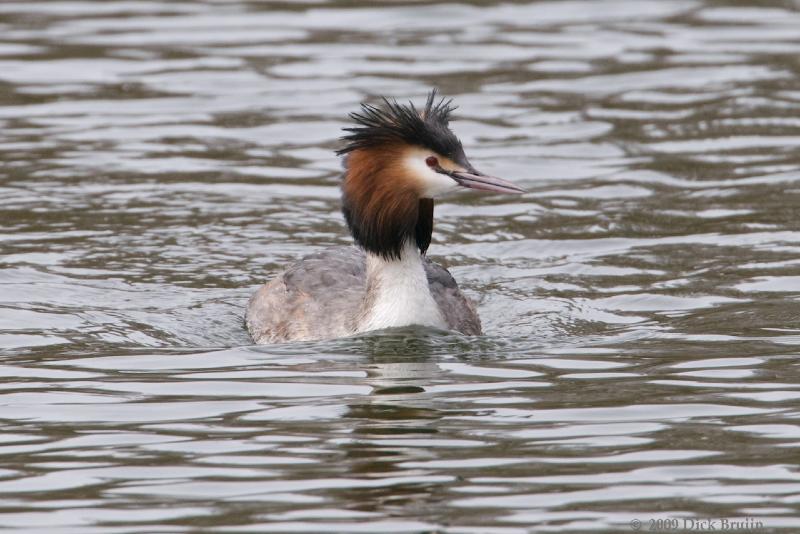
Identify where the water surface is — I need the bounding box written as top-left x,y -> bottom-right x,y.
1,0 -> 800,532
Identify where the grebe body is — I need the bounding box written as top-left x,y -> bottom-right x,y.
246,246 -> 480,344
246,92 -> 523,344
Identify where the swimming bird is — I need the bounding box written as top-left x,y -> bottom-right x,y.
246,91 -> 524,344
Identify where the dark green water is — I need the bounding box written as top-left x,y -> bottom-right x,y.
1,1 -> 799,532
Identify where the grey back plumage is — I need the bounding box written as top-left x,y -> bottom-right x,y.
246,247 -> 481,344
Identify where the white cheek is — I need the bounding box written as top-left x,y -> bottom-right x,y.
402,152 -> 459,198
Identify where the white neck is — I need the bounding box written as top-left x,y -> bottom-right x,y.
356,241 -> 446,333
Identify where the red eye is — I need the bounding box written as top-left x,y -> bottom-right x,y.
425,156 -> 439,167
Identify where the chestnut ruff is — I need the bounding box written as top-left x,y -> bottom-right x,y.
339,91 -> 469,260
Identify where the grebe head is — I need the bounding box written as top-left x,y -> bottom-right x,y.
337,90 -> 524,260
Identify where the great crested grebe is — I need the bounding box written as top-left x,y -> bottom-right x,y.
246,91 -> 524,344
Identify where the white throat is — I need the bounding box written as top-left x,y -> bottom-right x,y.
356,241 -> 446,333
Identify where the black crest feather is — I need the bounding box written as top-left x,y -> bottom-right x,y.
337,90 -> 467,164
